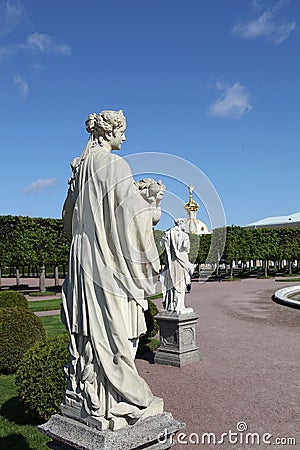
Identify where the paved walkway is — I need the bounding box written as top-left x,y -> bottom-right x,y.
26,294 -> 61,302
1,277 -> 63,289
136,278 -> 300,449
34,309 -> 61,317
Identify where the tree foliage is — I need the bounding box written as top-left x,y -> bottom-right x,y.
215,226 -> 300,272
0,290 -> 28,309
16,335 -> 69,420
0,215 -> 70,271
1,215 -> 300,278
0,307 -> 46,373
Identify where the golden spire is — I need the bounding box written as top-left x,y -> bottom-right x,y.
184,185 -> 199,213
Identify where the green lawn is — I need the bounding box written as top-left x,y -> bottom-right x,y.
0,375 -> 50,450
28,299 -> 62,313
40,315 -> 67,337
147,292 -> 163,300
276,277 -> 300,282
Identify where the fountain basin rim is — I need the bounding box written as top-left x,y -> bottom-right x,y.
274,285 -> 300,309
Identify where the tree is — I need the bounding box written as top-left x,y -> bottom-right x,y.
0,216 -> 16,286
254,229 -> 280,276
0,216 -> 70,289
188,233 -> 200,264
223,226 -> 243,277
8,217 -> 37,285
279,228 -> 300,274
197,234 -> 211,265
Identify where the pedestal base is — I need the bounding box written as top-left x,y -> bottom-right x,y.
60,395 -> 164,431
38,412 -> 184,450
154,311 -> 201,367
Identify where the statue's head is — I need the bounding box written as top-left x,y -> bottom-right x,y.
174,218 -> 185,227
85,110 -> 126,150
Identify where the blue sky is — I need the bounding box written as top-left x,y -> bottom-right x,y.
0,0 -> 299,231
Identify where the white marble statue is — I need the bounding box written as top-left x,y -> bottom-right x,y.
61,110 -> 164,430
160,218 -> 194,314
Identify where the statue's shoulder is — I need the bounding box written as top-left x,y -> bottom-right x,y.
92,151 -> 126,165
91,151 -> 132,179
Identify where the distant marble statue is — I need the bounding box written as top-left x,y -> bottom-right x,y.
61,110 -> 164,430
160,219 -> 194,314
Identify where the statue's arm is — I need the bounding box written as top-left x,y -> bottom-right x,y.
62,189 -> 75,242
62,157 -> 80,241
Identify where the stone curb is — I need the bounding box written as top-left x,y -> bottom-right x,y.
274,285 -> 300,309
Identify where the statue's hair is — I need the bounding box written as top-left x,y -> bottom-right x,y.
85,110 -> 126,137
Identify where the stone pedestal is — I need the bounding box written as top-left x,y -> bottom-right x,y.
38,412 -> 184,450
154,311 -> 201,367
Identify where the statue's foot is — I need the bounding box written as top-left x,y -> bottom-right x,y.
61,393 -> 109,431
177,307 -> 194,314
108,396 -> 164,430
138,396 -> 164,421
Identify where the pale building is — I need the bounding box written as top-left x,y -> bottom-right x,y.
245,212 -> 300,229
179,186 -> 211,235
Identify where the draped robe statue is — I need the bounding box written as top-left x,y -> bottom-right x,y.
61,110 -> 164,430
160,219 -> 194,314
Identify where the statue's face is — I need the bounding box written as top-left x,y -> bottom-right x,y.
85,115 -> 96,133
110,128 -> 126,150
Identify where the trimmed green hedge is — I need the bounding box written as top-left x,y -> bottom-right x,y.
16,335 -> 70,421
138,299 -> 160,355
0,307 -> 46,373
144,299 -> 159,339
0,290 -> 28,309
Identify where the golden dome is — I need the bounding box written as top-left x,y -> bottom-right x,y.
184,185 -> 199,213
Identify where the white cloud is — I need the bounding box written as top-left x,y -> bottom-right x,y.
0,33 -> 71,61
27,33 -> 52,52
209,82 -> 252,119
55,43 -> 72,56
22,178 -> 57,193
232,3 -> 296,44
0,0 -> 24,36
26,32 -> 71,55
14,75 -> 29,98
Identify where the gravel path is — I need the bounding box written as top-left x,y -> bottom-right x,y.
25,294 -> 61,302
1,277 -> 63,289
136,278 -> 300,449
34,309 -> 61,317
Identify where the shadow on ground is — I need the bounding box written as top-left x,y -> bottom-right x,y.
136,351 -> 154,364
1,396 -> 41,426
0,434 -> 32,450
